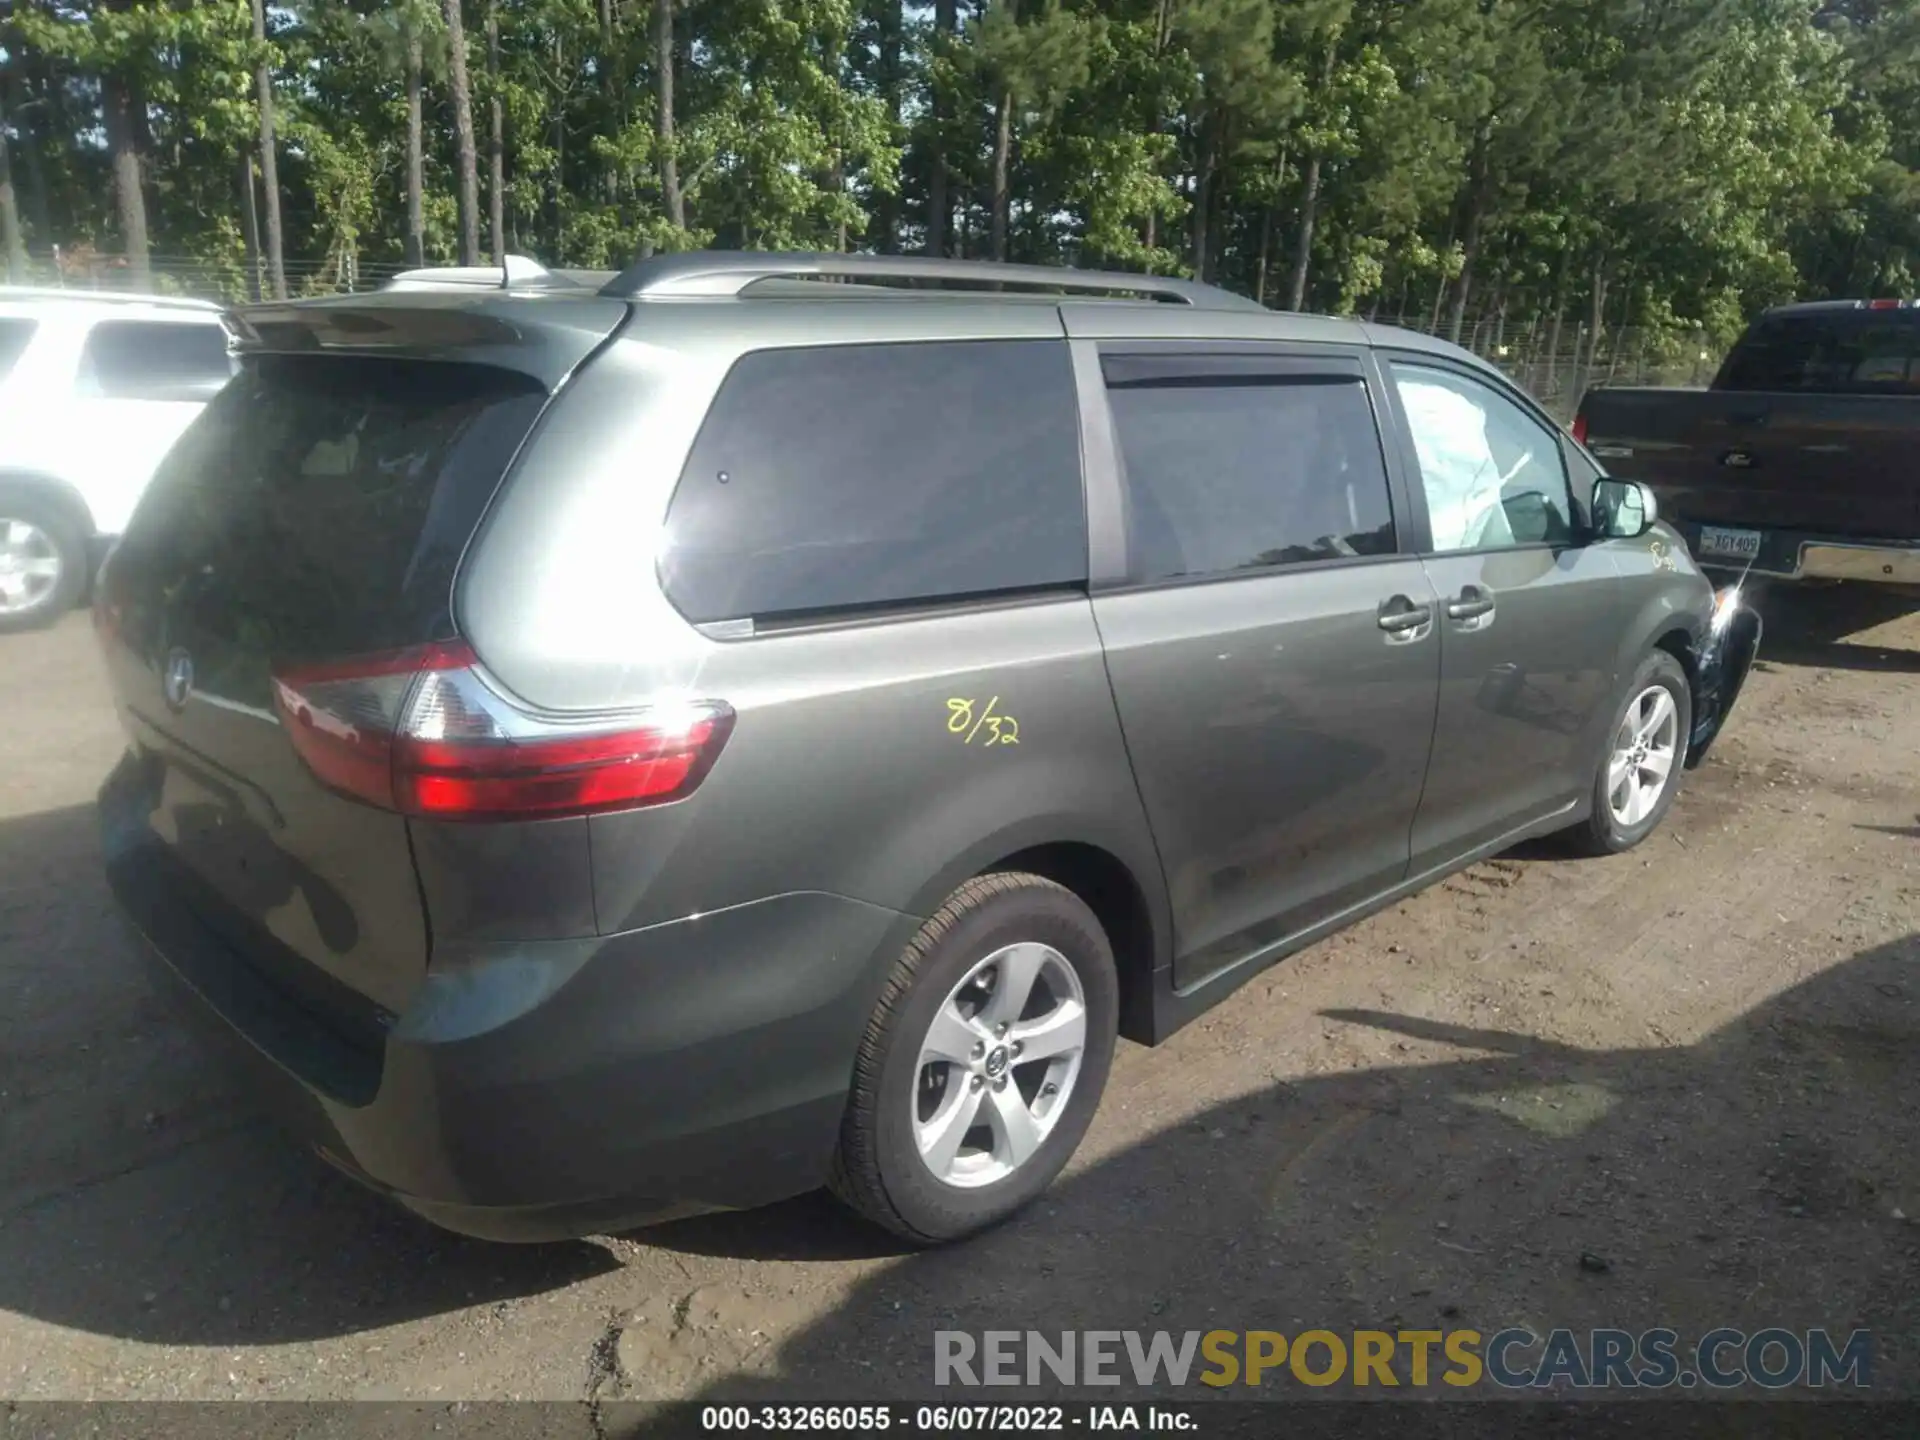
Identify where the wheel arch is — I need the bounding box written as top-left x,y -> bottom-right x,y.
900,820 -> 1173,1048
0,470 -> 98,539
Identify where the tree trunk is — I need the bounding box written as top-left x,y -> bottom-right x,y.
832,148 -> 848,251
405,25 -> 426,267
487,0 -> 506,263
654,0 -> 684,231
0,89 -> 25,282
989,85 -> 1013,262
1254,187 -> 1277,306
926,0 -> 957,256
875,0 -> 903,251
1285,43 -> 1337,312
237,153 -> 263,301
1139,0 -> 1173,266
101,70 -> 149,285
1541,244 -> 1569,401
1445,132 -> 1490,345
1285,155 -> 1321,312
249,0 -> 287,298
1190,110 -> 1220,283
1574,253 -> 1608,406
444,0 -> 482,266
3,58 -> 48,252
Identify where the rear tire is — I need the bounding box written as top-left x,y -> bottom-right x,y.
1566,650 -> 1692,856
0,492 -> 86,634
830,872 -> 1118,1245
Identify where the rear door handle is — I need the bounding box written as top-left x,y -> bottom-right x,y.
1377,597 -> 1432,634
1446,586 -> 1496,622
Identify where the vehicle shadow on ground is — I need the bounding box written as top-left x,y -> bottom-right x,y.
2,795 -> 1914,1384
1743,582 -> 1920,674
0,801 -> 621,1346
631,932 -> 1920,1402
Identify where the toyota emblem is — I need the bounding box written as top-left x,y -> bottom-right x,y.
163,648 -> 195,711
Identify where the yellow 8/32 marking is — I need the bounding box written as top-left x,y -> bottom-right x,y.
945,697 -> 1020,747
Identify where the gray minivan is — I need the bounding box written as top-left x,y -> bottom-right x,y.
94,253 -> 1760,1245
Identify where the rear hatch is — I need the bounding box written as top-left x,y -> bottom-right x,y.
96,293 -> 627,1021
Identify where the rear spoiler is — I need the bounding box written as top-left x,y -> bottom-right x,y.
222,291 -> 633,391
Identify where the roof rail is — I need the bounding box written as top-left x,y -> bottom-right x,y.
598,251 -> 1265,311
0,285 -> 222,311
383,254 -> 565,291
1764,298 -> 1915,315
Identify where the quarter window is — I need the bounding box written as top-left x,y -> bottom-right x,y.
77,319 -> 235,402
1389,362 -> 1575,552
0,318 -> 37,381
1100,354 -> 1396,583
661,339 -> 1087,626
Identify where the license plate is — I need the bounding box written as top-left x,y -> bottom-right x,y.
1697,526 -> 1763,560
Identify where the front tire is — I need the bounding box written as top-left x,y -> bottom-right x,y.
830,872 -> 1119,1245
0,493 -> 86,634
1567,649 -> 1692,856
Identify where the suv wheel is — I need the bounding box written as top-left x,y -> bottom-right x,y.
0,494 -> 85,633
1568,649 -> 1692,855
831,872 -> 1118,1244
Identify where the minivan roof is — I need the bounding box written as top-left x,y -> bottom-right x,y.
226,252 -> 1505,395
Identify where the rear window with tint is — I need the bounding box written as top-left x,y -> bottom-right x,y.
78,318 -> 236,401
116,355 -> 546,665
0,318 -> 37,380
660,339 -> 1087,625
1718,313 -> 1920,392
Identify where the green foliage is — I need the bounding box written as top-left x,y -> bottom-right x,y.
3,0 -> 1917,340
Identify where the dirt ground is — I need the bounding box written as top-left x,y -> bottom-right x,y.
0,583 -> 1915,1408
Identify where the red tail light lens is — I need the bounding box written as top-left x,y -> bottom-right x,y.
271,643 -> 733,821
1868,298 -> 1902,310
1571,414 -> 1589,445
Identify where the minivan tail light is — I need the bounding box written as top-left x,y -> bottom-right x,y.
271,642 -> 733,821
1571,414 -> 1589,445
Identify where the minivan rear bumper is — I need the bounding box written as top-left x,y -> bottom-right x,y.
101,759 -> 910,1242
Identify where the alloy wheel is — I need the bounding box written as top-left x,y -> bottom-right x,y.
911,942 -> 1088,1189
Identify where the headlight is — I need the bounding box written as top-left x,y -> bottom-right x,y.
1710,583 -> 1743,636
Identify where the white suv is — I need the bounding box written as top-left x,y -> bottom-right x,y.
0,289 -> 236,631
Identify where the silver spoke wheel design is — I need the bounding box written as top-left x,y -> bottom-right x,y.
1607,684 -> 1679,828
0,518 -> 63,617
912,941 -> 1087,1189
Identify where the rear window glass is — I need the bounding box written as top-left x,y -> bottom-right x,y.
1718,313 -> 1920,392
660,339 -> 1087,625
115,355 -> 546,665
0,317 -> 37,379
78,318 -> 236,401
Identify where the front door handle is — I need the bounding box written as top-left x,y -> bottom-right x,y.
1446,586 -> 1496,622
1377,597 -> 1433,634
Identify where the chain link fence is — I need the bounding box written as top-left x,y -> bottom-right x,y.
4,249 -> 413,304
6,250 -> 1726,418
1375,314 -> 1723,421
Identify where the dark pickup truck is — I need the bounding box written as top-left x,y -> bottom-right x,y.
1574,299 -> 1920,587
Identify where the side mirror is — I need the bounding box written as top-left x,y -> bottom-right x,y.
1592,478 -> 1659,539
